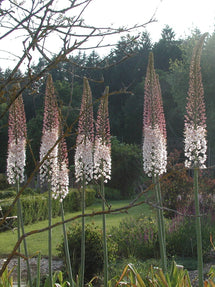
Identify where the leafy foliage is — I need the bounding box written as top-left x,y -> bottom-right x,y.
108,137 -> 143,197
0,188 -> 96,227
110,216 -> 159,260
57,223 -> 118,282
161,149 -> 193,218
166,214 -> 215,259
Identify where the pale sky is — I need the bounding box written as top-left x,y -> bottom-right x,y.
1,0 -> 215,70
85,0 -> 215,43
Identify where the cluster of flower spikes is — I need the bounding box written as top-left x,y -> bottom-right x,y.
40,74 -> 59,193
7,83 -> 27,184
184,34 -> 207,169
94,87 -> 111,183
75,77 -> 94,185
143,52 -> 167,177
53,125 -> 69,202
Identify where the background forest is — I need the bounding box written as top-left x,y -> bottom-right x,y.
1,26 -> 215,196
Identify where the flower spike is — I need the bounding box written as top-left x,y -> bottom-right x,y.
7,83 -> 27,184
75,77 -> 94,184
184,33 -> 208,169
40,74 -> 59,187
94,87 -> 111,183
143,52 -> 167,176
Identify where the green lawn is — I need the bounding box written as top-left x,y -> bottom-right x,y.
0,198 -> 154,257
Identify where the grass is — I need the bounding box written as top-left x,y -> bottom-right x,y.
0,198 -> 154,257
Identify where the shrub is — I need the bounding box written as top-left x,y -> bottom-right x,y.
0,189 -> 16,199
0,174 -> 10,190
21,187 -> 37,196
110,216 -> 159,260
166,213 -> 215,258
0,188 -> 96,228
63,188 -> 96,212
57,222 -> 118,282
108,137 -> 144,198
161,149 -> 193,218
99,186 -> 121,200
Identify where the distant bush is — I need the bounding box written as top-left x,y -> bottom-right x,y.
0,188 -> 96,228
21,187 -> 38,196
0,189 -> 16,199
99,187 -> 121,200
161,149 -> 193,218
108,137 -> 144,198
166,213 -> 215,258
110,216 -> 159,260
110,211 -> 215,262
57,222 -> 118,282
0,174 -> 10,190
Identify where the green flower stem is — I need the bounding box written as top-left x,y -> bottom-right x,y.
48,188 -> 53,286
36,252 -> 41,287
101,176 -> 108,287
153,174 -> 167,273
16,187 -> 32,286
194,167 -> 203,287
61,201 -> 74,287
17,195 -> 21,287
80,175 -> 86,287
157,176 -> 166,262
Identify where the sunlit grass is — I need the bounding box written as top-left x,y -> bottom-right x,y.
0,198 -> 154,257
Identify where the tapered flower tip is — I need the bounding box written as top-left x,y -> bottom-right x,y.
46,73 -> 53,86
148,51 -> 154,71
103,86 -> 109,96
83,76 -> 91,96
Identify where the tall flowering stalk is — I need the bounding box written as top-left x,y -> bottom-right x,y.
74,77 -> 94,286
94,87 -> 111,287
143,52 -> 167,272
40,74 -> 59,286
7,83 -> 32,287
184,33 -> 208,287
56,123 -> 74,287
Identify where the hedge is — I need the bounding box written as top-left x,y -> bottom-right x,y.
0,188 -> 96,228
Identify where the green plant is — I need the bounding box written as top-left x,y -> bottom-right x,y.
109,257 -> 161,285
111,216 -> 159,260
0,174 -> 10,190
114,263 -> 146,286
0,266 -> 14,287
166,214 -> 215,259
146,261 -> 191,286
0,188 -> 96,229
57,222 -> 118,282
101,187 -> 121,200
0,189 -> 16,199
41,271 -> 70,287
108,137 -> 143,198
161,150 -> 193,219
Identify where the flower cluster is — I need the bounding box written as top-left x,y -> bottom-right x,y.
184,124 -> 207,169
94,138 -> 111,183
53,133 -> 69,202
184,34 -> 207,169
143,125 -> 167,177
75,77 -> 94,185
75,134 -> 94,184
94,87 -> 111,182
7,84 -> 27,184
143,52 -> 167,177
